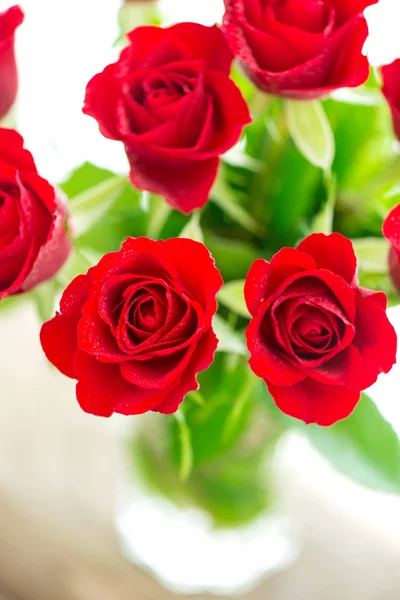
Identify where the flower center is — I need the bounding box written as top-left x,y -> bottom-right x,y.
130,71 -> 197,119
293,316 -> 331,348
137,298 -> 158,331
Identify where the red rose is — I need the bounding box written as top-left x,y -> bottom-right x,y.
0,5 -> 24,118
382,59 -> 400,140
383,204 -> 400,292
83,23 -> 250,213
0,128 -> 71,300
40,237 -> 223,417
245,233 -> 397,426
222,0 -> 377,99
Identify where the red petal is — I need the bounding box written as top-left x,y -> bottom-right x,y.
272,0 -> 333,35
168,23 -> 234,74
120,347 -> 193,389
388,246 -> 400,293
382,60 -> 400,140
202,71 -> 251,156
93,237 -> 172,286
302,344 -> 362,388
383,203 -> 400,253
154,328 -> 218,414
265,247 -> 316,296
246,314 -> 306,385
74,350 -> 167,417
125,26 -> 184,70
354,291 -> 397,389
0,6 -> 24,118
268,378 -> 361,426
244,258 -> 270,317
330,0 -> 379,25
0,127 -> 36,171
128,153 -> 219,213
40,273 -> 93,377
40,314 -> 81,378
83,63 -> 121,140
0,5 -> 24,38
78,292 -> 125,361
274,269 -> 356,323
162,237 -> 223,325
20,192 -> 71,292
297,233 -> 357,285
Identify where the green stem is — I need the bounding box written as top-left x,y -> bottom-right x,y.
147,196 -> 172,239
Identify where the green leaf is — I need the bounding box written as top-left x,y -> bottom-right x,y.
213,314 -> 247,356
211,177 -> 265,237
31,280 -> 58,323
304,394 -> 400,494
285,100 -> 335,171
56,247 -> 98,289
326,99 -> 393,193
147,195 -> 172,239
331,87 -> 384,106
116,2 -> 160,44
61,162 -> 115,197
180,212 -> 204,243
218,280 -> 249,318
352,237 -> 389,274
173,411 -> 193,481
69,175 -> 127,237
186,391 -> 205,407
203,232 -> 259,282
311,175 -> 337,235
222,370 -> 254,444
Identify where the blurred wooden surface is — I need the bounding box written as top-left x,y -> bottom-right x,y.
2,305 -> 400,600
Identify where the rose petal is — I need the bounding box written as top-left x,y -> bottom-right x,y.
154,328 -> 218,414
244,258 -> 270,317
302,344 -> 362,388
40,273 -> 92,377
120,346 -> 194,389
354,291 -> 397,389
163,237 -> 223,324
382,60 -> 400,140
246,312 -> 306,385
268,378 -> 361,426
383,203 -> 400,253
297,233 -> 357,284
74,350 -> 166,417
0,6 -> 24,118
268,247 -> 317,293
0,127 -> 36,172
83,63 -> 122,140
168,23 -> 234,74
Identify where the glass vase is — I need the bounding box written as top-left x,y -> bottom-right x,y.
114,384 -> 302,596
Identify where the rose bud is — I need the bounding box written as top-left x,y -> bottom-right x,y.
0,5 -> 24,119
83,23 -> 250,213
382,59 -> 400,140
222,0 -> 378,99
40,237 -> 223,417
245,233 -> 397,426
383,204 -> 400,292
0,128 -> 72,301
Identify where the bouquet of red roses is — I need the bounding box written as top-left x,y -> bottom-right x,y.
2,0 -> 400,551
